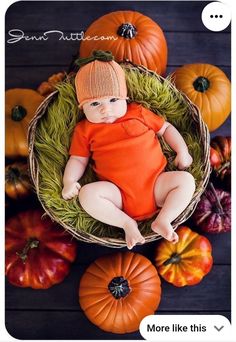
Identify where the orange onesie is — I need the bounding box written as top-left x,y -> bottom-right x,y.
69,102 -> 167,221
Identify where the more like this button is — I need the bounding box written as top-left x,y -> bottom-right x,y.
139,315 -> 231,341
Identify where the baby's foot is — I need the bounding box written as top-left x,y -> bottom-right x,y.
151,218 -> 179,244
123,220 -> 145,250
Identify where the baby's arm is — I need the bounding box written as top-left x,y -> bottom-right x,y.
62,156 -> 89,200
158,122 -> 193,169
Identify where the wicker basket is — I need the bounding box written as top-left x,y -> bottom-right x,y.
28,63 -> 211,248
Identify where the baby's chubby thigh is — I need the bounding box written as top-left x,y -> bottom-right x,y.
79,181 -> 123,213
154,170 -> 195,207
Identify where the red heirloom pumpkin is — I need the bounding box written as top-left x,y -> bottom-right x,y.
193,183 -> 231,233
79,11 -> 168,75
5,210 -> 77,289
210,136 -> 231,192
79,252 -> 161,333
154,226 -> 213,287
5,161 -> 32,200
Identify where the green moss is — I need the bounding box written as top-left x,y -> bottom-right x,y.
34,68 -> 204,239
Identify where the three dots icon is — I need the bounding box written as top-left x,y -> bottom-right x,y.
201,2 -> 231,32
210,14 -> 223,18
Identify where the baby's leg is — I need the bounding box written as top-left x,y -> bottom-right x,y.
79,181 -> 145,249
152,171 -> 195,243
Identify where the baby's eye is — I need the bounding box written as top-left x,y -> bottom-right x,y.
90,101 -> 100,107
110,98 -> 119,103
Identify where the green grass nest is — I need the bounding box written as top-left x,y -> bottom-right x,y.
33,65 -> 206,241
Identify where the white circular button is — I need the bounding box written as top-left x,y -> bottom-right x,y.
201,2 -> 231,32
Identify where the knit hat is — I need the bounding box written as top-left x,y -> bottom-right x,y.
75,51 -> 128,107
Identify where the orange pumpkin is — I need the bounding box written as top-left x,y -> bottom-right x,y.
5,89 -> 44,158
154,226 -> 213,287
79,252 -> 161,333
37,72 -> 66,96
5,161 -> 32,200
79,11 -> 168,75
172,64 -> 231,132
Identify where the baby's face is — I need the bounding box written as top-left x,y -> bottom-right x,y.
82,97 -> 127,124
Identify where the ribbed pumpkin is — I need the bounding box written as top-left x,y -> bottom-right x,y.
5,89 -> 44,158
79,252 -> 161,333
79,11 -> 168,75
5,161 -> 32,200
5,210 -> 77,289
154,226 -> 213,287
172,64 -> 231,132
192,183 -> 231,233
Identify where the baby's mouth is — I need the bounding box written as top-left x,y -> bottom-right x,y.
103,116 -> 115,123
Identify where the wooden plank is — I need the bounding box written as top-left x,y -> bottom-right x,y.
166,32 -> 230,66
71,231 -> 232,265
5,32 -> 231,67
210,116 -> 231,137
4,309 -> 142,340
5,65 -> 231,90
74,230 -> 231,265
5,65 -> 67,90
5,265 -> 231,311
5,310 -> 231,340
5,1 -> 230,33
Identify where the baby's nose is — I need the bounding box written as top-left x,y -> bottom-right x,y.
100,103 -> 110,113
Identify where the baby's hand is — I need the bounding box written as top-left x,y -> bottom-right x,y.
174,152 -> 193,170
62,182 -> 81,200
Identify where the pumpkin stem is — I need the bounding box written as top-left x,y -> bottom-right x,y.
16,238 -> 40,264
6,167 -> 21,182
217,161 -> 231,174
209,182 -> 224,214
108,276 -> 130,299
11,105 -> 27,121
193,76 -> 210,92
163,253 -> 181,266
117,23 -> 137,39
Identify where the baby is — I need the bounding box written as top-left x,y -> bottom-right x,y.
62,52 -> 195,249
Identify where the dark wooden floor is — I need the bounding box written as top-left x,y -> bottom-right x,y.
5,1 -> 231,340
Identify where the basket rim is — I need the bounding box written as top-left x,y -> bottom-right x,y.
28,62 -> 211,248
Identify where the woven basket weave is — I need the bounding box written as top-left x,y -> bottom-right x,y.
28,63 -> 210,248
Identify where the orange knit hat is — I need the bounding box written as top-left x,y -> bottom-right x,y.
75,51 -> 128,107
